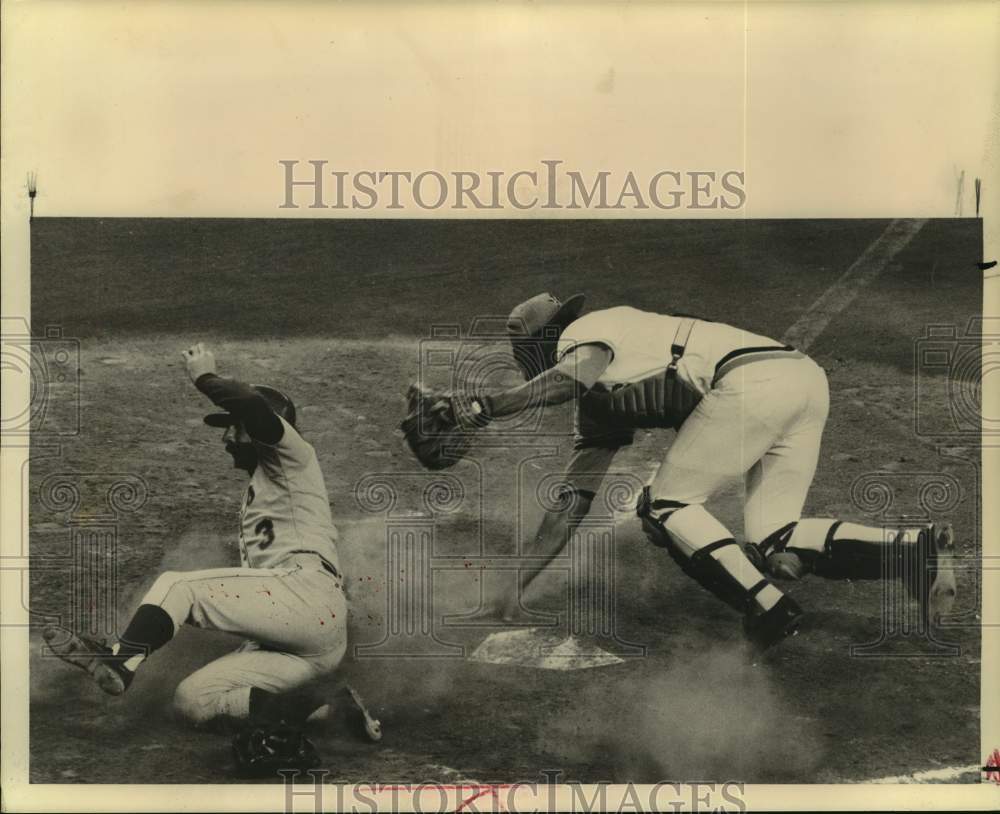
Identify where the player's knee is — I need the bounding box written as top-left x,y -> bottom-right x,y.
172,677 -> 216,726
144,571 -> 195,623
646,502 -> 730,557
752,519 -> 837,580
156,570 -> 183,586
748,523 -> 797,577
636,487 -> 688,549
146,570 -> 183,603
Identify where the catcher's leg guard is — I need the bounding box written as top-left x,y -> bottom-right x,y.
751,519 -> 893,581
808,520 -> 892,579
789,519 -> 957,624
749,519 -> 834,581
637,490 -> 787,617
636,486 -> 686,548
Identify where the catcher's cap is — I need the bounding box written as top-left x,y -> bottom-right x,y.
506,293 -> 586,381
204,384 -> 297,429
506,292 -> 586,338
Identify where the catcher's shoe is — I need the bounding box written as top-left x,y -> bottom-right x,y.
42,626 -> 132,696
906,523 -> 957,625
344,684 -> 383,742
743,595 -> 803,652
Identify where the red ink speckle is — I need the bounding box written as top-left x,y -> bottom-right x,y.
985,749 -> 1000,784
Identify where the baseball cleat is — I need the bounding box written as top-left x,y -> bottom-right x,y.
345,684 -> 383,742
42,626 -> 132,696
743,595 -> 804,652
910,523 -> 957,625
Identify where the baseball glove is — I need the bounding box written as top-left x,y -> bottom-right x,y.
400,384 -> 489,470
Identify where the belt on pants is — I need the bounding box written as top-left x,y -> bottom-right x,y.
712,345 -> 804,386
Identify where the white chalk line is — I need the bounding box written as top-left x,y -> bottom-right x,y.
782,219 -> 927,352
324,221 -> 928,364
265,220 -> 928,362
866,762 -> 982,784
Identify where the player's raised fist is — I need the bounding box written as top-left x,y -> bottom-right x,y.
182,342 -> 216,383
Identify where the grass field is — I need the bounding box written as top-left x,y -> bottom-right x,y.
28,217 -> 983,784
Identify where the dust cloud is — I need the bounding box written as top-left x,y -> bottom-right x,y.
538,646 -> 823,783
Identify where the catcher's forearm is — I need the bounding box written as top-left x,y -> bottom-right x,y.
486,367 -> 582,418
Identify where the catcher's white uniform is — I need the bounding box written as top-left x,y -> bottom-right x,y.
548,302 -> 955,640
558,305 -> 828,542
144,417 -> 347,724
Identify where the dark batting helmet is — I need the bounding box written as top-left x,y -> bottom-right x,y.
204,384 -> 297,428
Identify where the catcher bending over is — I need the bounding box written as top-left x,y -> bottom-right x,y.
402,293 -> 957,651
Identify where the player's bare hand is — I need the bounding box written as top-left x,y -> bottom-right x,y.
182,342 -> 216,383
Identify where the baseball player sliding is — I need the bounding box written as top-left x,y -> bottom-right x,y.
402,294 -> 957,650
45,344 -> 379,770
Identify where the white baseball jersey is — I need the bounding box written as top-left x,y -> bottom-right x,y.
238,417 -> 340,573
557,305 -> 787,396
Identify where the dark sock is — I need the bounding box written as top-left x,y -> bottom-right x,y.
248,686 -> 329,727
115,604 -> 175,664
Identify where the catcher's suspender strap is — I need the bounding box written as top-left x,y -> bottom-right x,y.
666,318 -> 696,380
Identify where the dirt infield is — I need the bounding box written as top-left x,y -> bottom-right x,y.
28,218 -> 982,783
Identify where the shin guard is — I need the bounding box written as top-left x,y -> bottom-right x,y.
638,492 -> 776,614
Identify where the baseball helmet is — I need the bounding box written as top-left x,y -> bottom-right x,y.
506,292 -> 586,380
204,384 -> 297,428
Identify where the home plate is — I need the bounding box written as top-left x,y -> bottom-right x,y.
469,628 -> 625,670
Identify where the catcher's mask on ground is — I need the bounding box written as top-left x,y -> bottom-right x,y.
507,292 -> 586,380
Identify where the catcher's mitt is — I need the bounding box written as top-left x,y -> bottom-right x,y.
400,384 -> 489,470
231,724 -> 320,778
